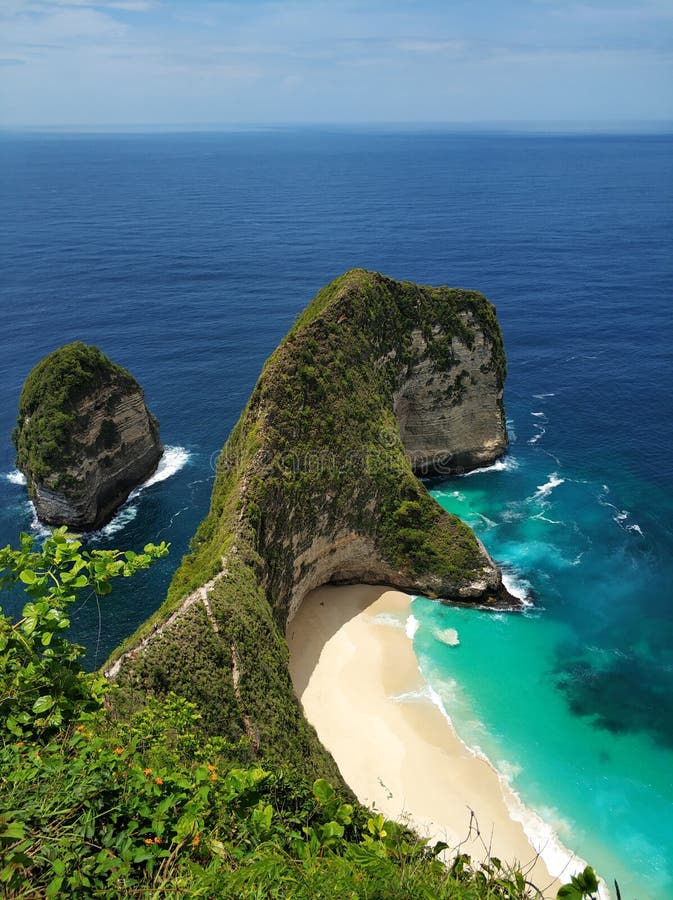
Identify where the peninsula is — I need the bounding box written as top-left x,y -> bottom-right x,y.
106,269 -> 517,779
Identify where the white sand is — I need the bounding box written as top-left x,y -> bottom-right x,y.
287,584 -> 568,898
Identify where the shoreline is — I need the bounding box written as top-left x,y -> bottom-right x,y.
287,584 -> 585,899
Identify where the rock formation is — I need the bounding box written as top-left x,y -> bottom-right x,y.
14,342 -> 163,531
106,270 -> 514,774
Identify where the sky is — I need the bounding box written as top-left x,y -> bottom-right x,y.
0,0 -> 672,129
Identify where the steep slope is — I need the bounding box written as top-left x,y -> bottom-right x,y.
14,342 -> 162,531
106,270 -> 515,778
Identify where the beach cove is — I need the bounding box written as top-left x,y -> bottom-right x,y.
288,585 -> 583,898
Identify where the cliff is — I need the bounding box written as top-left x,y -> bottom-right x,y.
13,342 -> 163,531
106,270 -> 513,778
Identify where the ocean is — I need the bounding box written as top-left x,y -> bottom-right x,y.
1,128 -> 671,899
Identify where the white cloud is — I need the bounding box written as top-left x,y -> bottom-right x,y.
20,0 -> 155,9
1,7 -> 128,45
394,39 -> 465,55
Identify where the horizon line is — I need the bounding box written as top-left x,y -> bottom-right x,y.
1,119 -> 672,137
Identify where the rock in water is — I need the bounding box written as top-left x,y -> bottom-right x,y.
13,342 -> 163,531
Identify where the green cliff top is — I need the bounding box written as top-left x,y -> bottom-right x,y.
13,342 -> 137,485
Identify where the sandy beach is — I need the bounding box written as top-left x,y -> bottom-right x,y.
287,584 -> 569,898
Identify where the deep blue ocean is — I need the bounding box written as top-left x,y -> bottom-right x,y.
1,129 -> 671,899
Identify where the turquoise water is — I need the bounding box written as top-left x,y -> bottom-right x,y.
1,131 -> 671,898
412,405 -> 673,899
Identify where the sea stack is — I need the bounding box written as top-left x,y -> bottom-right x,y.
13,342 -> 163,531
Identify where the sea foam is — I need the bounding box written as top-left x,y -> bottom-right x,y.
533,473 -> 565,500
5,470 -> 27,486
130,446 -> 190,495
459,456 -> 519,478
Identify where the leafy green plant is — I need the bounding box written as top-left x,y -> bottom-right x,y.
0,527 -> 168,740
557,866 -> 600,899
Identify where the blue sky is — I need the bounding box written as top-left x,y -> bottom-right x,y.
1,0 -> 672,128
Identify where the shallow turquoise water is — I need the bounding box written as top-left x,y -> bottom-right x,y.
1,130 -> 671,899
413,407 -> 673,899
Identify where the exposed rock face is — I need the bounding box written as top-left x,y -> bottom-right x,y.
106,270 -> 514,773
394,323 -> 507,475
14,342 -> 162,531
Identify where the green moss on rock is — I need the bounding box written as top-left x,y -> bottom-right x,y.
13,342 -> 136,485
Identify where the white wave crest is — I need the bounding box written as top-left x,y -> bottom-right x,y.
405,614 -> 420,639
29,503 -> 51,537
459,456 -> 519,478
477,513 -> 498,528
500,784 -> 599,893
627,523 -> 644,536
6,469 -> 27,486
533,392 -> 556,399
533,473 -> 565,500
528,427 -> 546,445
532,512 -> 564,525
502,571 -> 533,605
129,446 -> 190,497
97,505 -> 138,538
390,686 -> 436,704
371,612 -> 406,630
433,626 -> 460,646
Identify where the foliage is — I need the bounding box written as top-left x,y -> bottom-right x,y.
0,528 -> 168,741
556,866 -> 600,900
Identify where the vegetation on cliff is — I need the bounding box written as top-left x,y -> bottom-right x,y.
0,531 -> 598,898
106,270 -> 511,782
13,341 -> 162,530
13,342 -> 137,486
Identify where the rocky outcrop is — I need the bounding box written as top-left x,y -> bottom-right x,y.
106,270 -> 515,773
394,324 -> 507,475
14,342 -> 162,531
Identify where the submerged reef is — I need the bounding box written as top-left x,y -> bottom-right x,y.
106,270 -> 514,777
14,342 -> 162,531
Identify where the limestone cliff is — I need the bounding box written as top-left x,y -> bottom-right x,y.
14,342 -> 163,531
106,270 -> 514,777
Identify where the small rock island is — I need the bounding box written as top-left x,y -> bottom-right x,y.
106,270 -> 515,776
13,342 -> 163,531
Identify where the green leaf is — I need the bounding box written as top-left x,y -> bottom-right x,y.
557,885 -> 582,900
0,818 -> 26,842
32,695 -> 55,714
313,778 -> 335,805
19,569 -> 37,584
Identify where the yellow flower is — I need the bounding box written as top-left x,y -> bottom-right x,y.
16,741 -> 24,748
154,836 -> 163,844
144,838 -> 153,845
155,777 -> 164,785
210,773 -> 218,781
192,833 -> 200,847
114,748 -> 123,755
207,764 -> 216,772
143,768 -> 152,776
